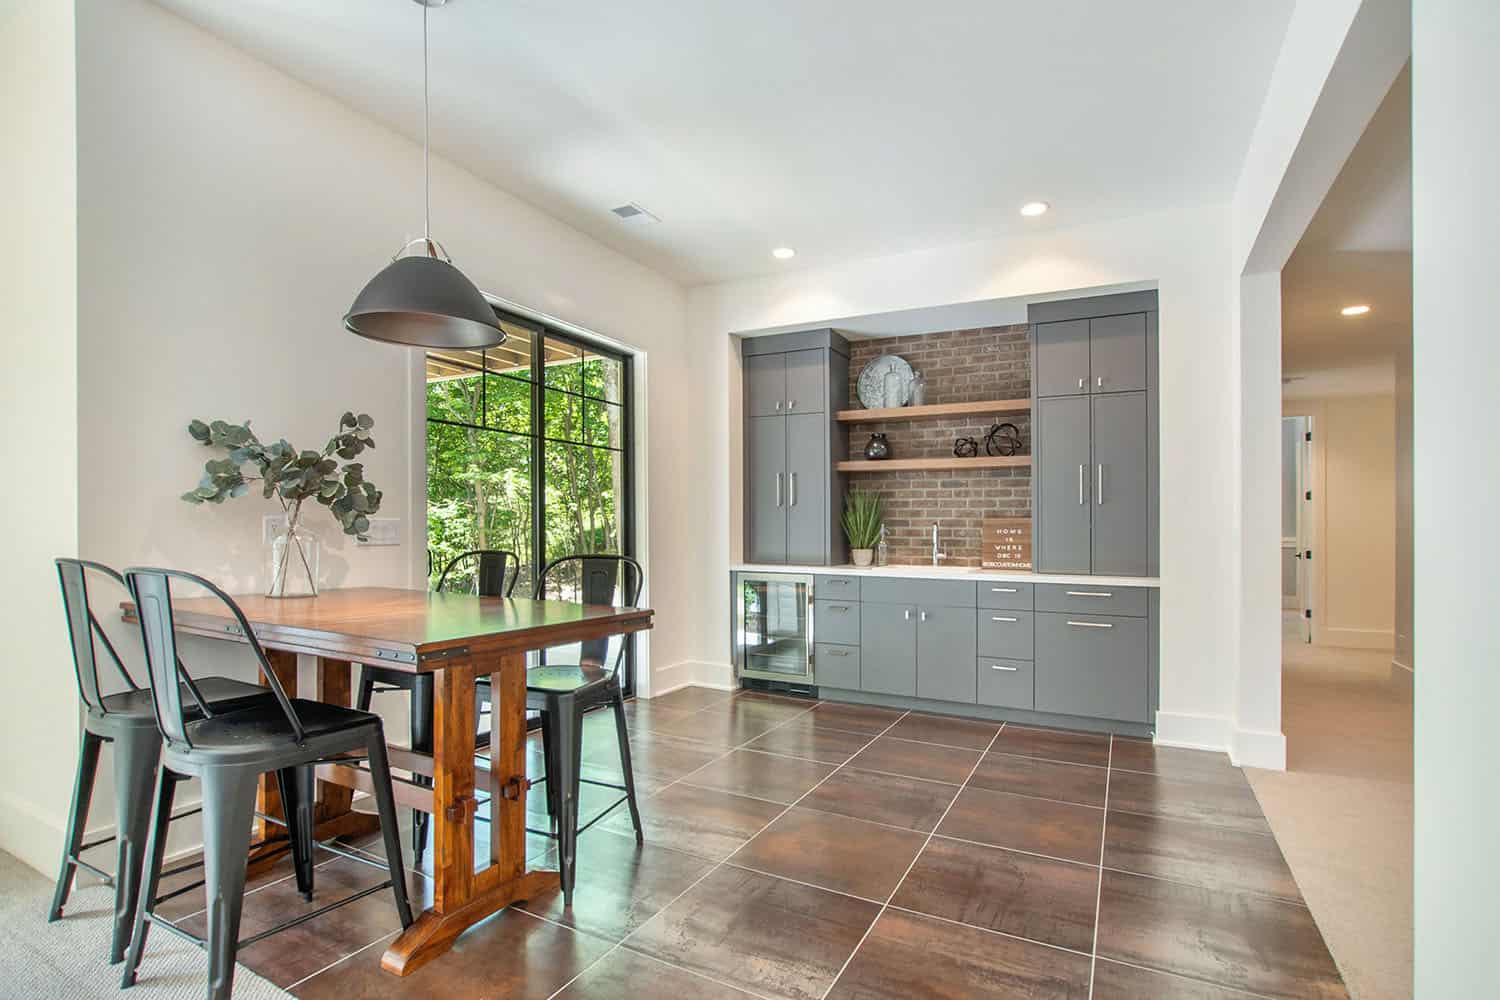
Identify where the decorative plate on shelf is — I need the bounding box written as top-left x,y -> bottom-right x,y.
856,355 -> 915,409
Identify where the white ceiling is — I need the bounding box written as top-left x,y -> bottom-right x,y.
154,0 -> 1295,285
1281,65 -> 1411,395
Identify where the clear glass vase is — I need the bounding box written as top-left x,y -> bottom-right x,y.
268,518 -> 320,598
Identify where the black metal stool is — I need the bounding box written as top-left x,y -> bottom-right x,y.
510,554 -> 646,906
47,559 -> 271,964
120,568 -> 413,1000
354,549 -> 518,865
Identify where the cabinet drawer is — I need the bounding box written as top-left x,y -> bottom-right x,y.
815,600 -> 861,646
1034,612 -> 1148,722
1034,583 -> 1149,617
978,581 -> 1033,611
815,575 -> 861,600
978,610 -> 1034,660
814,643 -> 860,690
978,658 -> 1034,710
863,577 -> 976,608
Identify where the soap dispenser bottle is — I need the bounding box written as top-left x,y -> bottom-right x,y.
876,525 -> 890,567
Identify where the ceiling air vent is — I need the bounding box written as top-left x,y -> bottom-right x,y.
610,202 -> 660,224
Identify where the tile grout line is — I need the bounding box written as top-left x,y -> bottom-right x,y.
543,704 -> 915,1000
817,722 -> 1007,1000
1087,734 -> 1113,999
282,928 -> 400,992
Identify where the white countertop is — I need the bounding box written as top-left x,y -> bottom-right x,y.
731,563 -> 1160,589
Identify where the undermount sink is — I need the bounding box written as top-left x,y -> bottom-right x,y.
853,563 -> 984,575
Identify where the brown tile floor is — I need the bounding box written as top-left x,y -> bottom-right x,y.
191,689 -> 1345,999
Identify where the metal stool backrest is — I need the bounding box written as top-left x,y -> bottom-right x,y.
55,559 -> 145,717
435,549 -> 520,598
124,568 -> 306,748
534,554 -> 644,670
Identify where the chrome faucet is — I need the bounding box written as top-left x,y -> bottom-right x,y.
931,522 -> 947,567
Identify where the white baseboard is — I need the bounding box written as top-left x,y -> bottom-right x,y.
1230,727 -> 1287,770
0,790 -> 66,876
1153,711 -> 1232,752
1320,626 -> 1394,650
648,660 -> 735,698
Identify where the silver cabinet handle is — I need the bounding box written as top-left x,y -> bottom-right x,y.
775,400 -> 782,411
919,610 -> 928,622
991,615 -> 1019,623
788,399 -> 796,409
990,663 -> 1020,672
1066,590 -> 1113,598
789,471 -> 798,507
1066,620 -> 1114,629
827,605 -> 850,613
827,648 -> 850,657
775,473 -> 784,507
1077,377 -> 1085,389
1097,464 -> 1104,505
1097,376 -> 1103,388
990,586 -> 1019,593
1078,464 -> 1085,505
904,609 -> 912,621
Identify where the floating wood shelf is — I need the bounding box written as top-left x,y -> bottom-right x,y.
835,399 -> 1030,423
837,456 -> 1031,473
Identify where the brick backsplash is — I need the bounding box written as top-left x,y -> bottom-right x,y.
845,324 -> 1031,567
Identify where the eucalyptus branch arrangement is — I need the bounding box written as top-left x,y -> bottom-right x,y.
180,411 -> 383,541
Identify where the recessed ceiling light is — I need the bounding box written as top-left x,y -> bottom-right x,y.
1020,201 -> 1049,217
1340,304 -> 1371,316
772,247 -> 796,260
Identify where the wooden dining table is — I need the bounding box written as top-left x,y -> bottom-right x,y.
124,585 -> 652,977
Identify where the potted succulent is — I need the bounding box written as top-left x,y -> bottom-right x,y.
181,411 -> 383,597
841,487 -> 885,567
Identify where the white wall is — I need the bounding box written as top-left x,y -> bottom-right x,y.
6,0 -> 703,870
1285,394 -> 1396,648
1392,338 -> 1412,669
690,204 -> 1245,752
0,1 -> 82,874
1412,2 -> 1499,992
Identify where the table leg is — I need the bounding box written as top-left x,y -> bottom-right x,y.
315,658 -> 356,821
253,649 -> 298,846
381,653 -> 559,977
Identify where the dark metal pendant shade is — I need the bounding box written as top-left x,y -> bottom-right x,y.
344,255 -> 504,349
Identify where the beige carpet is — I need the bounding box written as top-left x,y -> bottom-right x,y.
0,850 -> 289,998
1245,617 -> 1413,1000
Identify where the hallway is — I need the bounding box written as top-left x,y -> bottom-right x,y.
1245,617 -> 1413,999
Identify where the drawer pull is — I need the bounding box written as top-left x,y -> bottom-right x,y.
827,605 -> 850,613
1066,620 -> 1114,629
990,664 -> 1020,672
827,649 -> 851,657
990,587 -> 1019,593
1065,591 -> 1113,598
991,616 -> 1019,623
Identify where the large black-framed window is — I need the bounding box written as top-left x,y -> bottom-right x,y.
424,309 -> 637,693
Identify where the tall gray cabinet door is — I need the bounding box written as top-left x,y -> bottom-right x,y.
1089,313 -> 1147,393
745,354 -> 787,417
859,606 -> 917,696
783,349 -> 827,414
916,606 -> 978,704
746,416 -> 787,563
1035,396 -> 1093,573
1033,319 -> 1091,397
1091,392 -> 1149,576
784,411 -> 827,564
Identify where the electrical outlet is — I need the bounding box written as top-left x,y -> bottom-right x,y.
357,518 -> 400,546
262,513 -> 289,545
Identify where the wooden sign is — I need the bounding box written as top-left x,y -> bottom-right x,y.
982,518 -> 1033,570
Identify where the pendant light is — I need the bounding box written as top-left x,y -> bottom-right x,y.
344,0 -> 504,349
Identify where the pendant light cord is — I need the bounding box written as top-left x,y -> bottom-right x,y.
423,0 -> 430,242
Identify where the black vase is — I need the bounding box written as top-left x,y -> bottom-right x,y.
864,433 -> 891,460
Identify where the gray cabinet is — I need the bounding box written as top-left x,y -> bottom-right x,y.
1034,319 -> 1091,397
916,606 -> 978,703
741,331 -> 850,566
1036,396 -> 1093,574
1089,313 -> 1147,393
979,610 -> 1034,660
1091,393 -> 1150,576
859,605 -> 917,696
1034,612 -> 1149,723
814,642 -> 860,689
978,658 -> 1034,710
814,599 -> 860,646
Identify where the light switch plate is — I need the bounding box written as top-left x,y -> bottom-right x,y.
262,513 -> 289,545
357,518 -> 400,546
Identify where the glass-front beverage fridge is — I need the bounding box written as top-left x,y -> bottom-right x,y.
733,572 -> 814,685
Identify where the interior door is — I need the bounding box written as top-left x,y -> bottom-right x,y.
1036,396 -> 1093,573
1034,319 -> 1091,397
745,353 -> 787,418
784,411 -> 827,564
1088,313 -> 1147,393
746,415 -> 787,563
1090,392 -> 1149,576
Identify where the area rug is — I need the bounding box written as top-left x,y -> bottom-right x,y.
0,850 -> 289,999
